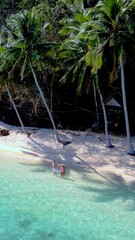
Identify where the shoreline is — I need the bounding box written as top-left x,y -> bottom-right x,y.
0,121 -> 135,184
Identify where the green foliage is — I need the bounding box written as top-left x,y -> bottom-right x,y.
0,7 -> 59,84
19,0 -> 59,9
0,0 -> 135,131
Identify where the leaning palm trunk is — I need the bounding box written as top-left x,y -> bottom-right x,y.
30,62 -> 71,145
5,82 -> 27,135
120,61 -> 135,155
50,74 -> 54,112
99,92 -> 113,147
95,76 -> 112,148
93,81 -> 99,124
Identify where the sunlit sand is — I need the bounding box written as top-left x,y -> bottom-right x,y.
0,121 -> 135,184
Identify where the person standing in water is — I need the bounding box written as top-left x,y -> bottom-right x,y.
52,161 -> 58,174
60,164 -> 65,177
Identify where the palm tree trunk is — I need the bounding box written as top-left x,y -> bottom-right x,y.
99,92 -> 113,147
95,76 -> 113,147
50,73 -> 54,112
5,82 -> 27,135
30,63 -> 71,145
120,61 -> 135,155
93,81 -> 99,124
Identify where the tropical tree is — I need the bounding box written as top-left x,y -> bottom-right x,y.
0,9 -> 71,145
92,0 -> 135,154
0,73 -> 27,135
0,26 -> 27,135
59,5 -> 113,147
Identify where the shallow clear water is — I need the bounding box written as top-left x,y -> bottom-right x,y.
0,157 -> 135,240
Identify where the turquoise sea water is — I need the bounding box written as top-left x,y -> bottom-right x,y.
0,156 -> 135,240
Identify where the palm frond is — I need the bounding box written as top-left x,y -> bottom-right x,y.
59,62 -> 77,83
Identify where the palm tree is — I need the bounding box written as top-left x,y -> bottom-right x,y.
92,0 -> 135,154
59,5 -> 113,147
0,27 -> 27,135
1,9 -> 71,145
0,72 -> 27,135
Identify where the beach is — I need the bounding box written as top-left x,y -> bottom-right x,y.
0,121 -> 135,184
1,121 -> 135,240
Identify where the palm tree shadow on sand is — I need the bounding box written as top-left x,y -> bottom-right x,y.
21,137 -> 49,157
19,133 -> 135,208
21,134 -> 72,158
19,133 -> 121,186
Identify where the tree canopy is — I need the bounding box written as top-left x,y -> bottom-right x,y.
0,0 -> 135,136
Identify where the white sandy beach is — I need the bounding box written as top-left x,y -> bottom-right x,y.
0,121 -> 135,184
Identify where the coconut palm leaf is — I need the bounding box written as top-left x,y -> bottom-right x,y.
93,0 -> 135,154
1,9 -> 70,145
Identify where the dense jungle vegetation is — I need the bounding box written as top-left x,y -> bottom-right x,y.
0,0 -> 135,140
